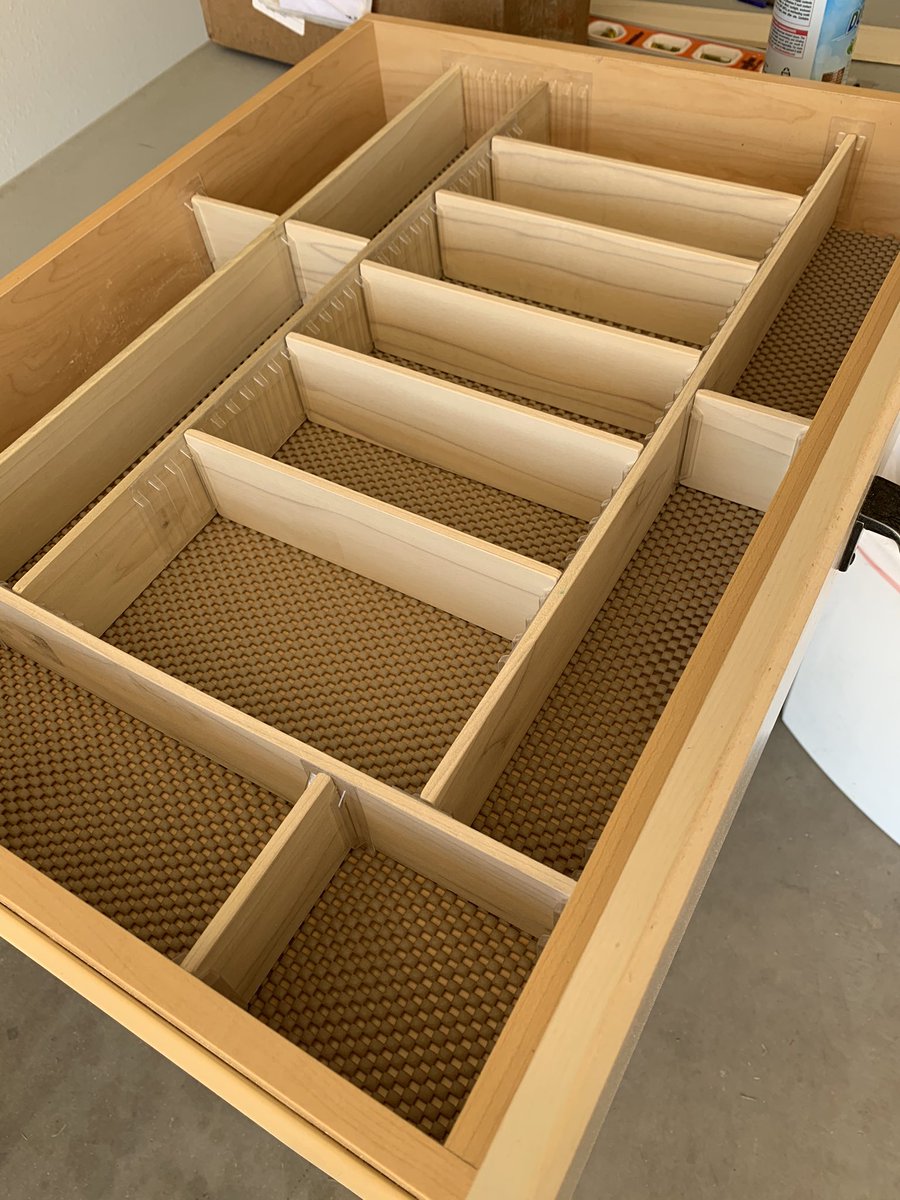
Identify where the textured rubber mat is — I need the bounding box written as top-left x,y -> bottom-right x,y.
373,349 -> 640,442
103,518 -> 507,794
0,646 -> 291,959
734,228 -> 900,419
473,487 -> 762,876
275,420 -> 585,572
248,846 -> 538,1140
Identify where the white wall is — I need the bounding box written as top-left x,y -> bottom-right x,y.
0,0 -> 208,186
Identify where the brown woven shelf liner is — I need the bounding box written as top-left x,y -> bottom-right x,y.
0,646 -> 290,959
248,846 -> 538,1140
734,228 -> 900,420
473,487 -> 762,877
275,419 -> 585,572
104,519 -> 507,794
372,349 -> 638,442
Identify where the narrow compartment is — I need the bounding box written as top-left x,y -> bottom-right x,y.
434,190 -> 757,344
0,643 -> 292,959
246,844 -> 539,1140
469,485 -> 761,876
731,228 -> 900,420
360,261 -> 701,436
100,516 -> 510,794
490,136 -> 801,259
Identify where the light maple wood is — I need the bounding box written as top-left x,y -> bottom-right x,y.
456,231 -> 900,1200
360,261 -> 700,435
0,586 -> 571,940
284,67 -> 467,237
0,849 -> 474,1200
13,367 -> 303,637
0,233 -> 299,581
0,907 -> 418,1200
287,334 -> 642,518
185,430 -> 560,638
681,391 -> 810,512
183,775 -> 351,1003
14,446 -> 215,636
436,190 -> 757,344
491,136 -> 801,259
285,222 -> 369,300
192,195 -> 277,269
423,394 -> 687,824
369,16 -> 900,236
0,23 -> 385,452
700,134 -> 858,396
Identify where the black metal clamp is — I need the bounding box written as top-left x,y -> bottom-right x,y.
837,475 -> 900,572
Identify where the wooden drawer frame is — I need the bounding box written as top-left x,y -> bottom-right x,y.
3,18 -> 900,1200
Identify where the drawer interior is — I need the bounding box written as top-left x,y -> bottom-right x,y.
103,516 -> 510,793
247,845 -> 538,1140
0,645 -> 291,959
4,56 -> 900,1198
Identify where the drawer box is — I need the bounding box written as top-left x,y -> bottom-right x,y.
3,17 -> 900,1200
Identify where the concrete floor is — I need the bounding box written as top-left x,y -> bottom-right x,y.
2,33 -> 899,1200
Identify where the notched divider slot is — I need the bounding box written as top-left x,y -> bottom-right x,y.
183,430 -> 559,640
489,136 -> 803,260
681,390 -> 810,512
433,189 -> 758,346
285,332 -> 642,519
359,259 -> 700,436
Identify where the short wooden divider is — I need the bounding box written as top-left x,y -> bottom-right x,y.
681,390 -> 809,512
184,430 -> 560,639
0,64 -> 497,583
191,196 -> 277,270
182,774 -> 353,1003
490,136 -> 802,259
286,333 -> 642,518
435,190 -> 758,344
359,260 -> 700,435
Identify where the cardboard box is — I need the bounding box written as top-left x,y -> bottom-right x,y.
199,0 -> 504,63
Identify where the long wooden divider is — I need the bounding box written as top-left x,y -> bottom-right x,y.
287,333 -> 642,518
360,261 -> 699,435
490,136 -> 802,259
434,190 -> 757,344
185,430 -> 560,639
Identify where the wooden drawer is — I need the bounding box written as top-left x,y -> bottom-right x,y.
3,18 -> 900,1200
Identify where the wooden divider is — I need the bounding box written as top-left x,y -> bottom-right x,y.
360,261 -> 699,435
183,775 -> 353,1004
423,396 -> 688,824
14,372 -> 304,636
699,133 -> 858,394
490,136 -> 801,259
284,67 -> 468,237
185,430 -> 560,639
191,196 -> 277,270
681,391 -> 809,511
285,223 -> 369,301
287,334 -> 642,518
0,587 -> 574,940
0,232 -> 300,582
435,190 -> 758,344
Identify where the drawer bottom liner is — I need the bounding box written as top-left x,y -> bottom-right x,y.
103,518 -> 508,794
248,846 -> 538,1142
275,418 -> 586,570
0,646 -> 290,959
474,487 -> 762,876
734,227 -> 900,420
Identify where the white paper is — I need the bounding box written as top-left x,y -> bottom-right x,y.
252,0 -> 306,35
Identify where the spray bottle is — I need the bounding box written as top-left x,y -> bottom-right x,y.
764,0 -> 865,83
